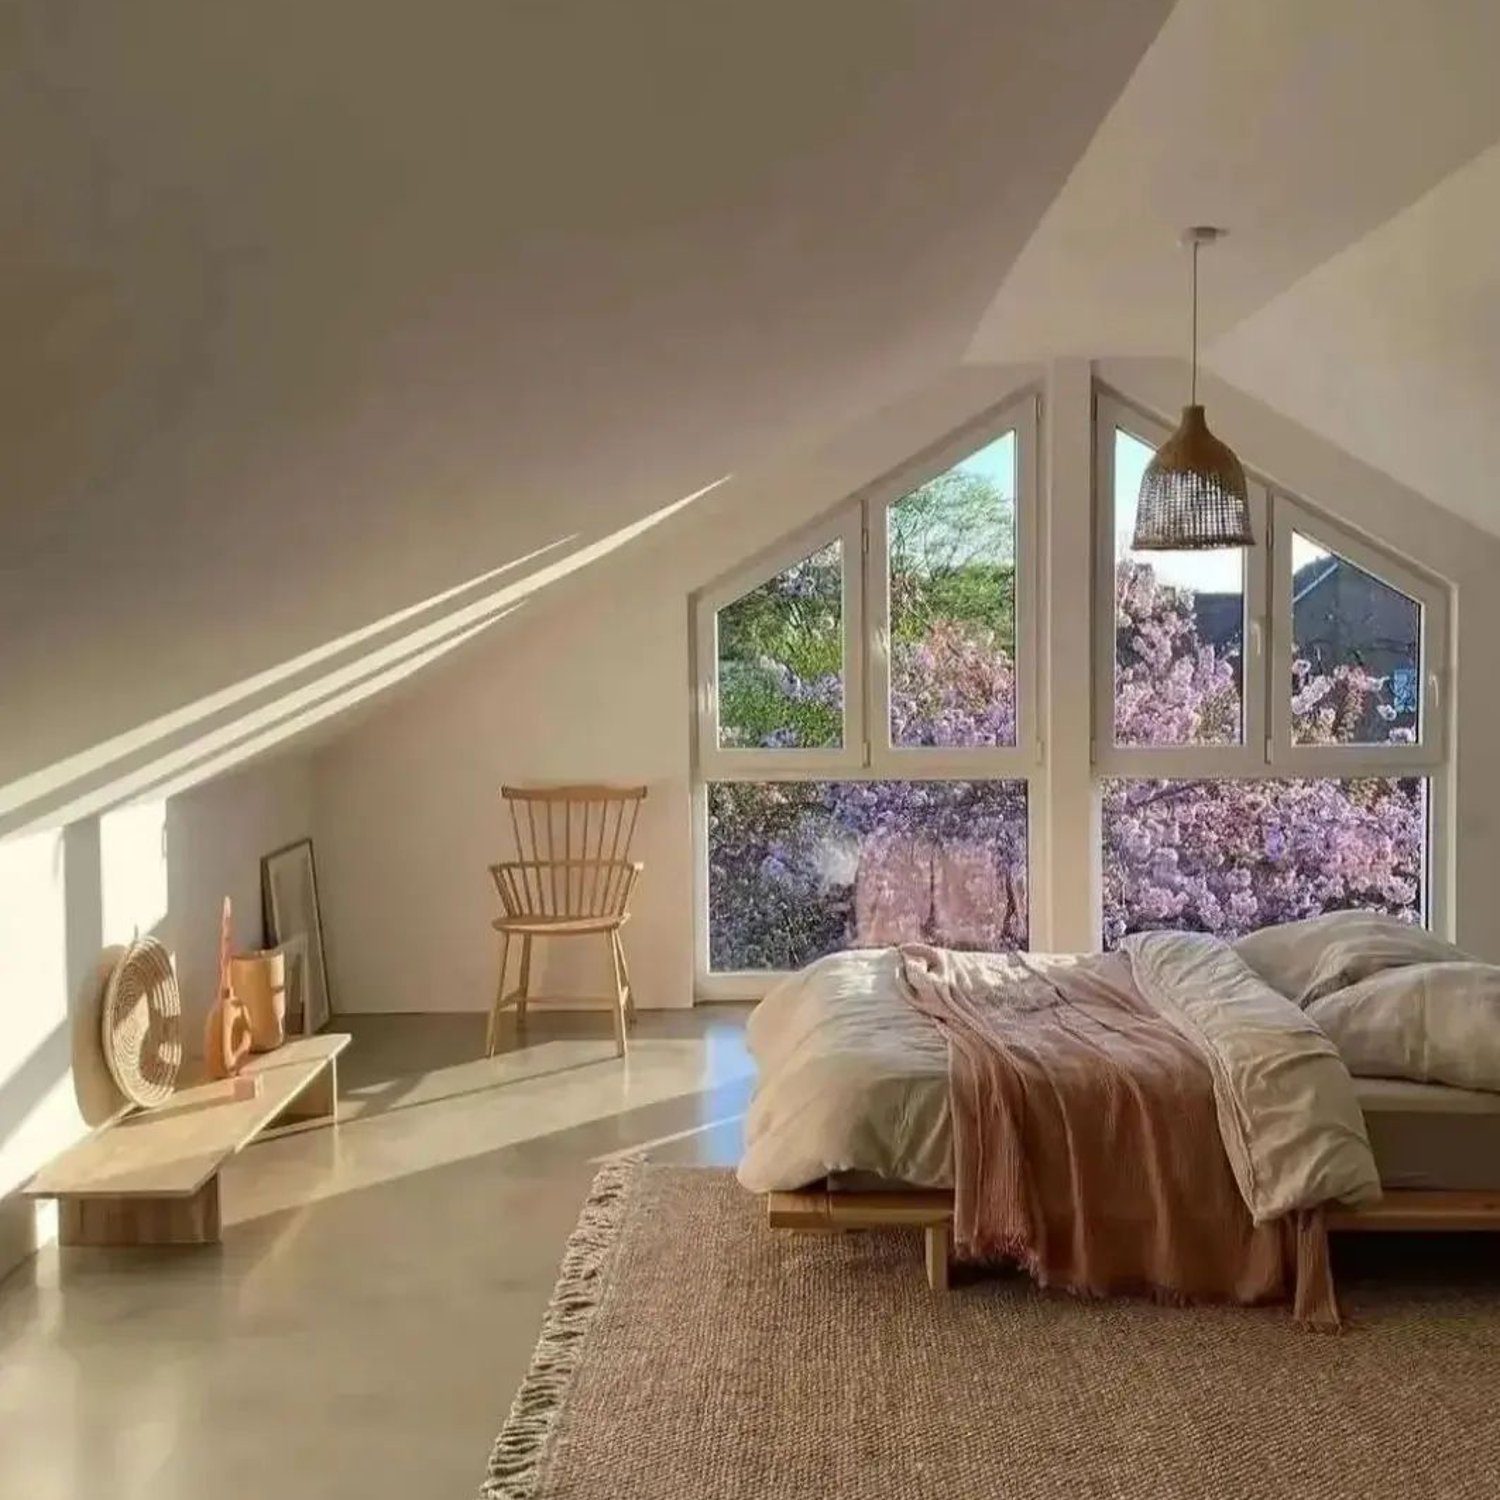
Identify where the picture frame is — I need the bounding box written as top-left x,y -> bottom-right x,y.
261,839 -> 332,1034
278,932 -> 311,1036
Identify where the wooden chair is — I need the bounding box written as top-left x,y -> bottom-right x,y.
485,784 -> 646,1058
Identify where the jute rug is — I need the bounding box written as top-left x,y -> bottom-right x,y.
481,1162 -> 1500,1499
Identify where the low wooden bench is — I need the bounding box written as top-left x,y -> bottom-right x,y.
26,1034 -> 350,1248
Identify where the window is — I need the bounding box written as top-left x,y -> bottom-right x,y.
715,540 -> 844,751
1095,392 -> 1447,948
1111,429 -> 1247,748
1271,502 -> 1444,770
690,384 -> 1454,992
707,780 -> 1028,972
695,396 -> 1038,992
1101,776 -> 1427,948
696,509 -> 864,774
887,432 -> 1018,749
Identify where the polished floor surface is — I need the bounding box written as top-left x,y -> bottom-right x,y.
0,1006 -> 753,1500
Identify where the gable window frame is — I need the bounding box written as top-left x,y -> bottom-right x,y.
1092,383 -> 1452,942
1092,390 -> 1270,780
691,390 -> 1041,997
694,506 -> 866,782
1268,496 -> 1449,775
866,395 -> 1040,779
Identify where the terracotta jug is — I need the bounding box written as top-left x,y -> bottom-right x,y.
231,949 -> 287,1052
204,898 -> 254,1080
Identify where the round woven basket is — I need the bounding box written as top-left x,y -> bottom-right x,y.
100,936 -> 183,1109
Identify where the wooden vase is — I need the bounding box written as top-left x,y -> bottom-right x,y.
231,950 -> 287,1052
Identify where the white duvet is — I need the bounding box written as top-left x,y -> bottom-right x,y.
738,934 -> 1383,1225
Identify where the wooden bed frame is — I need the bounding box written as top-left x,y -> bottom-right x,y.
767,1186 -> 1500,1294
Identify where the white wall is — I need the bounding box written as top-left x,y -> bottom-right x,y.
0,753 -> 312,1282
315,358 -> 1500,1016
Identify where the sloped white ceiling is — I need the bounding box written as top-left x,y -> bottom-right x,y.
969,0 -> 1500,362
1211,143 -> 1500,540
968,0 -> 1500,541
0,0 -> 1171,812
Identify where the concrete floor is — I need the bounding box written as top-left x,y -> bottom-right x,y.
0,1006 -> 753,1500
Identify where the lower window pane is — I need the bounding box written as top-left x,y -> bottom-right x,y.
1101,777 -> 1427,949
707,780 -> 1028,971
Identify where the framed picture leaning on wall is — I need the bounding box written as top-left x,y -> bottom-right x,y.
261,838 -> 332,1034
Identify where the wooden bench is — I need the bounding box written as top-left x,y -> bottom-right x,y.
26,1034 -> 350,1248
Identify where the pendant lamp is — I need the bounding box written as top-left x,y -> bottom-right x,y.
1133,226 -> 1253,550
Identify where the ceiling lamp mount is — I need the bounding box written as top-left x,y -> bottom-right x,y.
1132,225 -> 1254,551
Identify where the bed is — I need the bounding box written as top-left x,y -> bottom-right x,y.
739,938 -> 1500,1298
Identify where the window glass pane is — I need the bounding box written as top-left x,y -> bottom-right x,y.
716,541 -> 842,749
707,780 -> 1028,970
1290,534 -> 1422,746
1114,429 -> 1244,746
889,433 -> 1017,747
1101,776 -> 1426,949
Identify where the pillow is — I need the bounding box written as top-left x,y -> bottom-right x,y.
1306,962 -> 1500,1093
1232,911 -> 1468,1006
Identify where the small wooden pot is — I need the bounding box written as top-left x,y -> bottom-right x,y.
231,950 -> 287,1053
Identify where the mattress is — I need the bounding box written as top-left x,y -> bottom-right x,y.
1355,1077 -> 1500,1191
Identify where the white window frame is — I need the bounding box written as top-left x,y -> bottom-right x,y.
695,508 -> 865,781
1092,384 -> 1451,938
692,391 -> 1041,999
1093,391 -> 1269,779
1269,497 -> 1449,774
867,397 -> 1040,778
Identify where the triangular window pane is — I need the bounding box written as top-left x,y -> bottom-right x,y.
888,432 -> 1018,748
1113,429 -> 1245,746
1290,534 -> 1422,746
716,540 -> 843,749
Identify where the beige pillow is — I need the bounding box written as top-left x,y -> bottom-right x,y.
1233,911 -> 1467,1006
1306,962 -> 1500,1092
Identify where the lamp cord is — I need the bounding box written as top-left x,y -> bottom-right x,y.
1190,237 -> 1199,407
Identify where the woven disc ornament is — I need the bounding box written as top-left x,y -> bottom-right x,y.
101,936 -> 184,1108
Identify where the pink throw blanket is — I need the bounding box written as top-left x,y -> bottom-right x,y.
898,944 -> 1338,1326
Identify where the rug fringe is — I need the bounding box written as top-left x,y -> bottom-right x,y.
478,1159 -> 638,1500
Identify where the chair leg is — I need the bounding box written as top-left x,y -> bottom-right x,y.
486,932 -> 512,1058
516,935 -> 533,1025
612,930 -> 636,1025
605,931 -> 628,1059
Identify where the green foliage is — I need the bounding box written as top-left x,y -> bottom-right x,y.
890,471 -> 1015,647
716,546 -> 842,749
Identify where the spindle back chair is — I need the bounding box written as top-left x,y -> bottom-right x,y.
485,784 -> 647,1058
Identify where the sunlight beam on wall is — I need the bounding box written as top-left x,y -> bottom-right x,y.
1,471 -> 730,837
99,799 -> 168,946
0,536 -> 577,824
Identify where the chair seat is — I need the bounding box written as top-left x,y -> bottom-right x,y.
491,913 -> 631,936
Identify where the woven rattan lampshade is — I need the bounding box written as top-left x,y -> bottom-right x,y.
1134,404 -> 1252,549
1133,227 -> 1253,551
